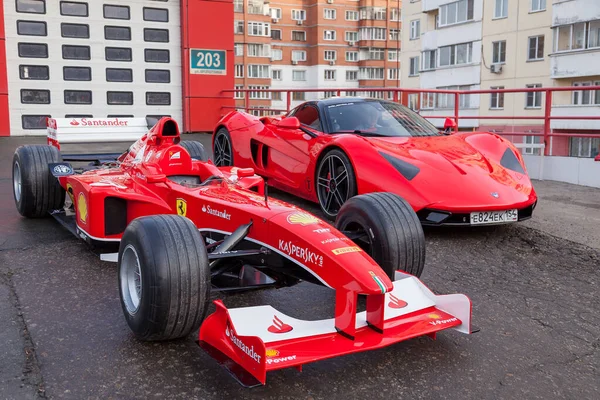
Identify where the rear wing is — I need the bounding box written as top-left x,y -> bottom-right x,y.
47,117 -> 149,150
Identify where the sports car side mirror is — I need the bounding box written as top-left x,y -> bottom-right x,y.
277,117 -> 301,129
443,118 -> 457,135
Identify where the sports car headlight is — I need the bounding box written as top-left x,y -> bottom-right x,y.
500,148 -> 525,174
379,152 -> 420,181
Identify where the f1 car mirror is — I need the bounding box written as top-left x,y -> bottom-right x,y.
443,117 -> 457,135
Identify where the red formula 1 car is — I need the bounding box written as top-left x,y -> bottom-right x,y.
213,97 -> 538,225
12,118 -> 475,386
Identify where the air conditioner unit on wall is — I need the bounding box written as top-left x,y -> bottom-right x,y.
491,64 -> 503,74
327,0 -> 334,3
329,60 -> 335,65
349,41 -> 356,47
292,60 -> 298,65
297,20 -> 303,25
272,17 -> 278,23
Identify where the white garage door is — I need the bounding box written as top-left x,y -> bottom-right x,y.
3,0 -> 182,136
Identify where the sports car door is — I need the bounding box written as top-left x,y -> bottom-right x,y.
258,104 -> 321,191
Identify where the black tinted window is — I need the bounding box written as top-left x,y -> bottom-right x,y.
106,68 -> 132,82
144,28 -> 169,42
144,49 -> 169,63
146,92 -> 171,105
17,20 -> 47,36
22,115 -> 50,129
105,47 -> 132,61
18,43 -> 47,58
63,66 -> 91,81
21,89 -> 50,104
105,26 -> 131,40
62,45 -> 90,60
60,2 -> 88,16
16,0 -> 45,14
103,5 -> 130,19
64,90 -> 92,104
107,91 -> 133,105
145,69 -> 170,83
294,105 -> 321,131
61,23 -> 89,38
19,65 -> 49,80
143,7 -> 168,22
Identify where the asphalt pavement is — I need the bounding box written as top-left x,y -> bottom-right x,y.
0,135 -> 598,400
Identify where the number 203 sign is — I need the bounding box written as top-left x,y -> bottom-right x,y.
190,49 -> 226,75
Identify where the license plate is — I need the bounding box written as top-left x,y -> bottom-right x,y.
470,209 -> 518,225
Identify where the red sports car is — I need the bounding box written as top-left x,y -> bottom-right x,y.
213,97 -> 538,225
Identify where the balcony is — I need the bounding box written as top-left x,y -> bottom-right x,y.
551,105 -> 600,130
422,0 -> 449,13
550,49 -> 600,79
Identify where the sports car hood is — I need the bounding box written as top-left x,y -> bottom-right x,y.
366,135 -> 535,210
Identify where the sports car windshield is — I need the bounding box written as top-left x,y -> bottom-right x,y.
325,100 -> 441,137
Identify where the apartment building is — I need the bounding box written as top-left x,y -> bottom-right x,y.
233,0 -> 404,114
401,0 -> 599,158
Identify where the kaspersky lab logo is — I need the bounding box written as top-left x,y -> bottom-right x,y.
225,325 -> 261,363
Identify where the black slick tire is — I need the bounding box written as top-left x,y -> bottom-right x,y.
335,192 -> 425,279
117,215 -> 211,341
12,145 -> 66,218
180,140 -> 208,161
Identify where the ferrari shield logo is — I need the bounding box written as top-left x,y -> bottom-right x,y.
176,198 -> 187,217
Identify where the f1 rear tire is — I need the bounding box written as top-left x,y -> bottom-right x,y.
12,145 -> 66,218
335,192 -> 425,279
118,215 -> 211,341
180,140 -> 208,162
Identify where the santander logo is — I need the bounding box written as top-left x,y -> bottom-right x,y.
267,315 -> 293,334
69,118 -> 129,127
388,294 -> 408,309
70,119 -> 80,126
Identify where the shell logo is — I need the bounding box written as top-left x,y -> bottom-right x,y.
428,313 -> 441,320
265,349 -> 280,357
286,212 -> 319,226
78,193 -> 88,224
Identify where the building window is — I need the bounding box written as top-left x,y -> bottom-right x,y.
271,29 -> 281,40
104,5 -> 129,19
145,69 -> 170,83
360,7 -> 386,20
18,43 -> 48,58
22,115 -> 51,129
143,7 -> 169,22
525,84 -> 542,108
569,137 -> 600,158
409,56 -> 420,76
234,85 -> 244,99
144,49 -> 170,63
107,91 -> 133,105
146,92 -> 170,105
436,85 -> 472,109
65,114 -> 93,118
248,86 -> 270,100
528,35 -> 544,61
422,50 -> 436,71
292,92 -> 305,101
389,29 -> 400,41
346,31 -> 358,42
346,70 -> 358,81
60,1 -> 88,17
324,70 -> 336,80
494,0 -> 508,19
492,41 -> 506,64
572,81 -> 600,105
324,50 -> 336,61
62,45 -> 90,60
272,69 -> 282,80
530,0 -> 546,13
234,43 -> 244,56
234,64 -> 244,78
248,22 -> 270,37
292,70 -> 306,81
421,92 -> 435,109
525,135 -> 542,155
248,43 -> 271,57
292,50 -> 306,61
65,90 -> 92,104
291,10 -> 306,21
105,26 -> 131,41
359,27 -> 386,40
271,49 -> 282,60
21,89 -> 50,104
63,66 -> 91,81
388,50 -> 398,61
439,0 -> 474,27
387,68 -> 400,80
390,8 -> 401,21
439,42 -> 473,66
144,28 -> 169,43
292,30 -> 306,41
346,51 -> 358,62
554,21 -> 600,52
346,10 -> 358,21
324,9 -> 336,20
360,48 -> 385,61
490,86 -> 505,109
410,20 -> 420,40
16,0 -> 45,14
270,8 -> 282,19
359,67 -> 384,80
247,0 -> 264,15
106,68 -> 133,82
61,23 -> 89,38
408,94 -> 419,111
247,64 -> 270,78
19,65 -> 49,80
324,30 -> 336,40
105,47 -> 131,61
17,20 -> 47,36
233,0 -> 244,13
234,20 -> 244,34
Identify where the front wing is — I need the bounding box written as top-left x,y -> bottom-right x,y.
199,272 -> 473,386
